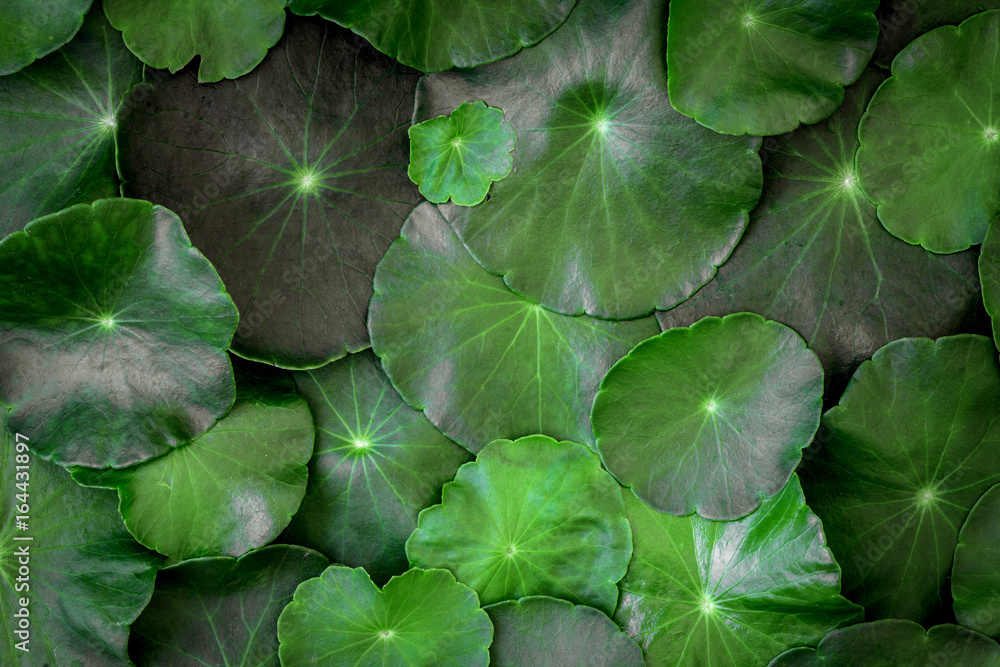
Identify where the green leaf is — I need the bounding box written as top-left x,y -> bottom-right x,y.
0,0 -> 92,75
287,0 -> 577,72
486,597 -> 643,667
277,566 -> 492,666
666,0 -> 878,136
281,350 -> 471,585
873,0 -> 1000,68
103,0 -> 286,82
0,198 -> 237,469
657,69 -> 983,391
953,484 -> 1000,639
0,8 -> 143,238
615,476 -> 863,667
0,409 -> 162,665
857,10 -> 1000,253
70,364 -> 313,560
408,101 -> 516,207
118,17 -> 420,370
769,620 -> 1000,666
800,335 -> 1000,623
129,545 -> 328,667
980,218 -> 1000,349
414,0 -> 762,319
369,203 -> 658,453
593,313 -> 823,520
405,435 -> 631,615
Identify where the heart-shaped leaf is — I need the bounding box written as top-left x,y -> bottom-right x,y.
277,566 -> 492,666
615,476 -> 863,667
0,198 -> 238,469
118,16 -> 420,370
414,0 -> 762,319
0,0 -> 91,75
406,435 -> 631,614
953,484 -> 1000,639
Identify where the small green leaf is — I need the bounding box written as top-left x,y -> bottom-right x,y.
406,435 -> 631,614
980,218 -> 1000,349
408,101 -> 516,207
953,484 -> 1000,639
0,0 -> 92,75
277,566 -> 492,666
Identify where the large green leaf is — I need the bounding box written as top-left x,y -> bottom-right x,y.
800,335 -> 1000,624
71,365 -> 313,560
873,0 -> 1000,68
406,435 -> 631,615
657,70 -> 983,393
980,218 -> 1000,349
0,409 -> 162,665
666,0 -> 878,136
486,597 -> 643,667
414,0 -> 762,319
0,198 -> 238,469
0,0 -> 92,76
129,545 -> 328,666
119,17 -> 420,370
593,313 -> 823,520
857,10 -> 1000,253
281,350 -> 471,585
277,566 -> 492,666
103,0 -> 286,82
0,8 -> 143,238
369,203 -> 658,453
287,0 -> 577,71
769,620 -> 1000,666
953,484 -> 1000,639
615,476 -> 863,667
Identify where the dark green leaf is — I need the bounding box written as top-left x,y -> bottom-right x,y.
873,0 -> 1000,68
953,484 -> 1000,638
0,0 -> 91,75
980,218 -> 1000,349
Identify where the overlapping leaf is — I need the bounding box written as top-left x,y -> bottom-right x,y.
953,484 -> 1000,638
980,218 -> 1000,348
874,0 -> 1000,67
0,0 -> 91,75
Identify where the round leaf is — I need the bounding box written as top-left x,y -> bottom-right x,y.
405,435 -> 631,614
277,566 -> 492,666
666,0 -> 878,136
0,198 -> 238,469
0,0 -> 91,75
414,0 -> 762,319
593,313 -> 823,520
287,0 -> 577,72
857,10 -> 1000,253
119,17 -> 421,370
615,476 -> 863,667
954,484 -> 1000,638
103,0 -> 286,82
656,69 -> 983,394
0,8 -> 143,238
800,335 -> 1000,623
486,597 -> 643,667
129,545 -> 329,667
369,203 -> 658,453
980,218 -> 1000,349
873,0 -> 1000,68
282,350 -> 471,584
408,100 -> 516,207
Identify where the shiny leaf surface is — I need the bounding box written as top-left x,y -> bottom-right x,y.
0,0 -> 91,76
953,484 -> 1000,638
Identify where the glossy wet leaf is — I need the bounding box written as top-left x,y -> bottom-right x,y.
873,0 -> 1000,68
0,9 -> 143,238
615,476 -> 863,667
118,17 -> 420,370
666,0 -> 878,136
277,566 -> 492,666
770,620 -> 1000,666
103,0 -> 286,82
800,335 -> 1000,623
369,203 -> 657,453
129,545 -> 328,667
486,597 -> 643,667
953,484 -> 1000,638
415,0 -> 762,319
0,198 -> 237,469
0,410 -> 162,665
406,435 -> 631,614
0,0 -> 91,75
408,101 -> 515,207
287,0 -> 577,72
593,313 -> 823,520
657,70 -> 982,391
980,219 -> 1000,349
857,10 -> 1000,253
281,350 -> 471,585
71,366 -> 313,560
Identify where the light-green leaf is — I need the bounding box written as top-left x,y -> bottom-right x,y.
0,0 -> 92,75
